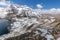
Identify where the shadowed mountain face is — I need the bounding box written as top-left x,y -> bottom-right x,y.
0,19 -> 10,35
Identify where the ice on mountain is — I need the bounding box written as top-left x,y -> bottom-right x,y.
45,34 -> 54,40
57,37 -> 60,40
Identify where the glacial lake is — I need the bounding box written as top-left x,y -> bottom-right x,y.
0,19 -> 10,35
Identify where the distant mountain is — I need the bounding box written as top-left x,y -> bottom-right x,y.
0,0 -> 60,40
41,14 -> 60,19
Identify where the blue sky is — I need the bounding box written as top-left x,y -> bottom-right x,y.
10,0 -> 60,9
0,0 -> 60,14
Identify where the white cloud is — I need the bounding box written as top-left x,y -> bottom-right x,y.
0,0 -> 60,14
36,4 -> 60,14
0,0 -> 11,7
39,8 -> 60,14
36,4 -> 43,8
0,1 -> 7,5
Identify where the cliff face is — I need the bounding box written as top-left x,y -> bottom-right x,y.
0,1 -> 60,40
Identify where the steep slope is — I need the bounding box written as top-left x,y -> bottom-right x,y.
0,0 -> 60,40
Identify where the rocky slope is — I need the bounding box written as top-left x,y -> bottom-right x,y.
0,1 -> 60,40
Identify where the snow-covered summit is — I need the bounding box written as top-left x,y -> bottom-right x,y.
0,0 -> 42,19
0,0 -> 60,40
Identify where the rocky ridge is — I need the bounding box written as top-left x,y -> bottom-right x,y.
0,1 -> 60,40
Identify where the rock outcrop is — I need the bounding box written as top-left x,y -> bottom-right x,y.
0,1 -> 60,40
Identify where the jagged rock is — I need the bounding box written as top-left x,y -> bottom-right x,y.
0,0 -> 60,40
